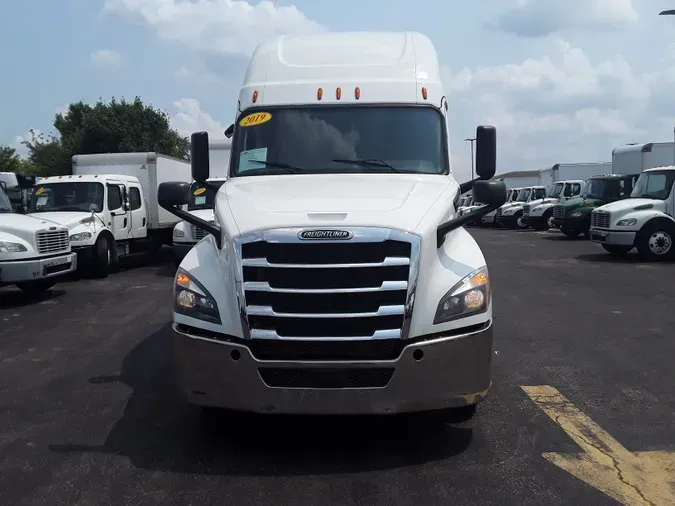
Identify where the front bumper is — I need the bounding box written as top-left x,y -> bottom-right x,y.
173,320 -> 494,415
481,213 -> 496,225
0,252 -> 77,285
589,228 -> 636,246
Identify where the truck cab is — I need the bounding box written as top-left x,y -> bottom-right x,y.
157,31 -> 506,420
495,186 -> 546,229
172,178 -> 226,265
481,187 -> 518,226
522,180 -> 582,230
0,181 -> 77,294
590,166 -> 675,260
552,173 -> 639,238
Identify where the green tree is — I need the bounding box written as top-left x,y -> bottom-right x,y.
23,96 -> 189,176
0,145 -> 38,174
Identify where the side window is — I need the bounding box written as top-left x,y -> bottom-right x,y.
129,187 -> 142,210
563,185 -> 572,197
618,179 -> 628,198
107,184 -> 123,210
570,183 -> 581,196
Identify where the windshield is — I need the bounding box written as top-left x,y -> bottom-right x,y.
532,188 -> 546,199
516,189 -> 531,202
548,183 -> 563,198
188,181 -> 224,211
231,106 -> 448,176
28,182 -> 105,213
509,190 -> 518,202
630,170 -> 675,200
581,179 -> 606,199
0,186 -> 13,212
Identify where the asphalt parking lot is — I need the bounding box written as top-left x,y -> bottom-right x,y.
1,229 -> 674,506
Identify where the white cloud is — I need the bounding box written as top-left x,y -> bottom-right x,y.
90,49 -> 122,68
169,98 -> 230,138
12,130 -> 44,159
103,0 -> 325,56
443,37 -> 675,180
488,0 -> 638,37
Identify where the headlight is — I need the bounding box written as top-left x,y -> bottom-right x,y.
531,206 -> 541,212
0,241 -> 27,253
174,271 -> 220,324
173,229 -> 185,238
570,212 -> 582,217
70,232 -> 92,241
616,218 -> 637,226
434,266 -> 489,324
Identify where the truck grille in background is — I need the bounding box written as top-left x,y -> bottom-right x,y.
553,205 -> 566,219
591,210 -> 610,229
523,205 -> 530,216
239,231 -> 415,341
191,224 -> 208,241
36,230 -> 69,254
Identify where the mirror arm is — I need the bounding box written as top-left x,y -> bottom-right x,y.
165,205 -> 222,249
437,203 -> 500,248
459,178 -> 481,194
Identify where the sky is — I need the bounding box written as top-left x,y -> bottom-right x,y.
1,0 -> 675,182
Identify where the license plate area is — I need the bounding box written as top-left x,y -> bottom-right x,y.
44,257 -> 71,275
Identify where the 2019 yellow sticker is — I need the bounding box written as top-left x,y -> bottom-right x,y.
193,187 -> 206,195
35,187 -> 45,195
239,112 -> 272,127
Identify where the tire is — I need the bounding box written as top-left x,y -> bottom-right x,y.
635,221 -> 675,261
602,244 -> 632,256
16,280 -> 56,295
91,234 -> 113,278
513,211 -> 528,230
561,227 -> 579,238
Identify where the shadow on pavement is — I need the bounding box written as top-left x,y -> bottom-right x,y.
576,252 -> 653,264
0,287 -> 66,308
540,234 -> 587,241
49,324 -> 473,476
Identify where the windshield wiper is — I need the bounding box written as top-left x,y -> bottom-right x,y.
249,159 -> 304,173
332,158 -> 400,173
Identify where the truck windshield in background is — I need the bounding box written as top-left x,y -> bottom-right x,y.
28,182 -> 105,213
630,170 -> 675,200
548,183 -> 563,198
516,189 -> 531,202
188,181 -> 224,211
231,106 -> 448,176
581,179 -> 606,199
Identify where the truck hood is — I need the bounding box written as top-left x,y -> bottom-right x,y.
26,211 -> 95,231
1,212 -> 66,236
561,197 -> 601,210
529,198 -> 557,207
221,174 -> 452,234
597,198 -> 667,214
187,209 -> 215,221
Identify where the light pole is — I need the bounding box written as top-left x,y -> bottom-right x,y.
659,10 -> 675,162
464,137 -> 476,180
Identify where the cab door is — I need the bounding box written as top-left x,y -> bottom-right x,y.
127,183 -> 147,238
106,181 -> 129,242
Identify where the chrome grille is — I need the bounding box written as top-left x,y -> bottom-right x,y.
553,205 -> 566,219
591,210 -> 610,229
36,230 -> 69,254
235,228 -> 420,341
523,205 -> 530,216
190,224 -> 208,241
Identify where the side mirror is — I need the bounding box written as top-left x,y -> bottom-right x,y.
158,181 -> 191,208
473,180 -> 507,208
224,124 -> 234,139
475,125 -> 496,180
191,131 -> 210,183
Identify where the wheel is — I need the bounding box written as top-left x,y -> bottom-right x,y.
545,211 -> 555,230
636,221 -> 675,261
513,211 -> 528,230
561,227 -> 579,238
602,244 -> 632,256
91,235 -> 113,278
15,280 -> 56,295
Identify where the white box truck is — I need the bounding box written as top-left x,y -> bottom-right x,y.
0,181 -> 77,294
26,153 -> 191,277
613,142 -> 674,174
523,162 -> 611,230
172,140 -> 231,264
157,31 -> 507,421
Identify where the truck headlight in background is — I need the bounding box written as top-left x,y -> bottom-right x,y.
173,229 -> 185,238
616,218 -> 637,226
70,232 -> 92,242
570,212 -> 582,217
174,271 -> 220,324
434,266 -> 489,324
0,241 -> 27,253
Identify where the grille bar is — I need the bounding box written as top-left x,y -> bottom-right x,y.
591,211 -> 611,228
36,230 -> 69,254
553,205 -> 566,219
250,328 -> 401,340
243,280 -> 408,293
247,304 -> 405,319
242,257 -> 409,268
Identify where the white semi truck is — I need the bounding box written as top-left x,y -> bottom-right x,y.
158,31 -> 506,420
0,181 -> 77,294
590,166 -> 675,260
495,186 -> 547,229
27,153 -> 191,277
481,187 -> 519,226
172,140 -> 231,264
